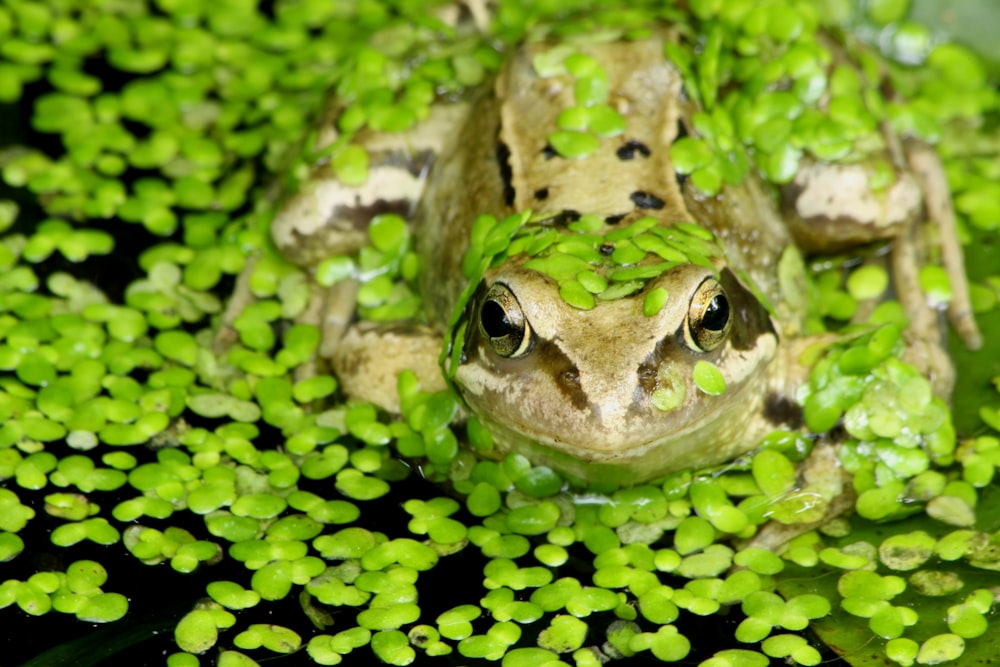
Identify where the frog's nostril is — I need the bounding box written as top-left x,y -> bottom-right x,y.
559,368 -> 581,389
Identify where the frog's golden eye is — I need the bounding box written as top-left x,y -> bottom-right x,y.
479,283 -> 532,358
684,278 -> 731,352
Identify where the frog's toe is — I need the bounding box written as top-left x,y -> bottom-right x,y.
902,335 -> 955,399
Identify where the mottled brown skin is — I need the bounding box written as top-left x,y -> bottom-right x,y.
263,32 -> 975,485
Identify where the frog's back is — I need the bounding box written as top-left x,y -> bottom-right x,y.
415,34 -> 792,327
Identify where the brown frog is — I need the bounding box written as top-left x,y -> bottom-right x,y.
265,31 -> 979,485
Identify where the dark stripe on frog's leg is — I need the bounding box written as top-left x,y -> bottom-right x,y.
330,196 -> 412,233
332,145 -> 436,222
274,130 -> 453,267
762,392 -> 804,427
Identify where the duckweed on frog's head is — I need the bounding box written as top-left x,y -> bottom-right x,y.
3,2 -> 1000,667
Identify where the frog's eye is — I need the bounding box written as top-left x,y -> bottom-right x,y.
479,283 -> 532,358
684,278 -> 731,352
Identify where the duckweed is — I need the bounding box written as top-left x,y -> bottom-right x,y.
450,212 -> 726,350
692,360 -> 727,395
538,614 -> 589,653
917,633 -> 966,664
174,607 -> 236,654
3,1 -> 999,667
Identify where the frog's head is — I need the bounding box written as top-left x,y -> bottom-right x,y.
452,259 -> 780,483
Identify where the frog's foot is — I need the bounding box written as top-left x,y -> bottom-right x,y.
887,221 -> 954,394
330,322 -> 446,414
902,330 -> 956,398
741,490 -> 856,555
214,252 -> 258,355
277,278 -> 359,385
458,0 -> 494,32
905,141 -> 982,350
739,443 -> 855,553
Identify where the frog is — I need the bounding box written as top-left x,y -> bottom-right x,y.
262,28 -> 980,487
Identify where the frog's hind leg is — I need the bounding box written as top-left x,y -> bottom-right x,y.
272,101 -> 472,268
889,214 -> 957,397
904,140 -> 982,350
295,106 -> 475,395
781,145 -> 980,396
885,140 -> 981,397
217,98 -> 470,394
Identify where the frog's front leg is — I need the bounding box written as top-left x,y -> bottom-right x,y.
330,320 -> 446,414
297,275 -> 446,415
738,443 -> 856,554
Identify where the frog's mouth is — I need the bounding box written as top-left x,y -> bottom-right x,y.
459,361 -> 777,486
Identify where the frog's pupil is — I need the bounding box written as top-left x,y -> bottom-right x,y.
702,294 -> 730,331
482,300 -> 514,338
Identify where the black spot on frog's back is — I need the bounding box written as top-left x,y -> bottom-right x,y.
616,140 -> 651,161
497,141 -> 515,206
550,209 -> 581,226
631,191 -> 666,210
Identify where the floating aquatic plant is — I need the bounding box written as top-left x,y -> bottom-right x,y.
1,1 -> 999,667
